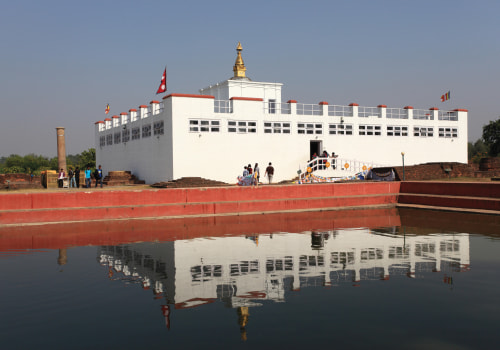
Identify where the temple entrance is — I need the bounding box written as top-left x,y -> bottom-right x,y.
310,140 -> 322,160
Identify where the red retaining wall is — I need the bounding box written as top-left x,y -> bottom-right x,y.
400,181 -> 500,198
0,183 -> 400,225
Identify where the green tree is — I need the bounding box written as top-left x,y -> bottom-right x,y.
483,118 -> 500,157
78,148 -> 96,169
468,139 -> 489,163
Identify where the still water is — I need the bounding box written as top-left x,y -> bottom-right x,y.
1,208 -> 499,350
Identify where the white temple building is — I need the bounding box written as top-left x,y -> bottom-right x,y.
95,43 -> 468,184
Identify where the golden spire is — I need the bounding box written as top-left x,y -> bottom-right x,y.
233,42 -> 247,78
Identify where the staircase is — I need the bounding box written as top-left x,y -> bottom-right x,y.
103,171 -> 145,186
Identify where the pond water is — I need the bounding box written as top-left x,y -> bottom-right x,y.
1,208 -> 499,350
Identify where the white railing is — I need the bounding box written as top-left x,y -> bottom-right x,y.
296,103 -> 322,116
264,101 -> 291,114
358,106 -> 381,118
298,157 -> 386,182
328,105 -> 353,117
214,100 -> 233,113
413,109 -> 433,120
438,110 -> 458,121
386,108 -> 409,119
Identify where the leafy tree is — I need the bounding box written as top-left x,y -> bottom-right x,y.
482,118 -> 500,157
79,148 -> 96,169
5,154 -> 24,169
468,139 -> 489,163
0,148 -> 95,174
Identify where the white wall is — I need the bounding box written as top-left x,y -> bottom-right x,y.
96,95 -> 467,184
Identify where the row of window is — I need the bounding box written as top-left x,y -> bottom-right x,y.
100,119 -> 457,147
188,119 -> 458,138
100,121 -> 164,146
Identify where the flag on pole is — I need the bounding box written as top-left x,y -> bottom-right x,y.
105,104 -> 110,114
440,91 -> 450,102
156,67 -> 167,94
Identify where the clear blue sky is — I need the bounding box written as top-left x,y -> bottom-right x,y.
1,0 -> 498,157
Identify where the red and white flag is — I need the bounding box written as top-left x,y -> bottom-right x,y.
156,67 -> 167,94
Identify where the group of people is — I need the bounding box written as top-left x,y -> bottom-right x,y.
310,150 -> 338,170
240,162 -> 274,186
57,165 -> 103,189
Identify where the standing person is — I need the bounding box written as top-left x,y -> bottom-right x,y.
264,162 -> 274,184
58,168 -> 65,188
84,166 -> 92,188
247,164 -> 253,175
74,167 -> 80,188
94,165 -> 103,188
68,167 -> 76,188
254,163 -> 260,185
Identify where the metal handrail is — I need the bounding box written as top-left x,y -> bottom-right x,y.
298,157 -> 386,182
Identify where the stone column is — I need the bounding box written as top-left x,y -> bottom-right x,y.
56,127 -> 67,173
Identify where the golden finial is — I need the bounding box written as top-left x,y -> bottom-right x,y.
233,42 -> 247,78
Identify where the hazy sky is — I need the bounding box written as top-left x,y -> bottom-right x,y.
1,0 -> 498,157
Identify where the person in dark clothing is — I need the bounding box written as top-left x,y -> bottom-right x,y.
94,165 -> 103,188
74,167 -> 80,188
264,162 -> 274,184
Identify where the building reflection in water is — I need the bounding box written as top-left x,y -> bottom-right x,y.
98,227 -> 470,335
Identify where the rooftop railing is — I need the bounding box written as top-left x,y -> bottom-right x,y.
438,110 -> 458,121
296,103 -> 322,116
328,105 -> 353,117
386,108 -> 409,119
358,106 -> 381,118
413,109 -> 433,120
214,100 -> 233,113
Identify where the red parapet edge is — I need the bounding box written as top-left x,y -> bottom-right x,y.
139,105 -> 148,108
378,105 -> 387,108
287,100 -> 297,103
120,112 -> 128,115
112,115 -> 120,118
404,106 -> 413,109
95,121 -> 104,124
150,100 -> 160,104
429,107 -> 439,110
230,97 -> 263,101
349,103 -> 359,106
453,108 -> 468,112
104,118 -> 112,121
319,101 -> 328,105
163,93 -> 215,100
129,109 -> 137,112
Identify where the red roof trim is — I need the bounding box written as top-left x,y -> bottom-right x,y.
319,101 -> 329,105
349,103 -> 359,106
230,97 -> 263,101
139,105 -> 148,108
429,107 -> 439,110
95,121 -> 104,124
287,100 -> 297,103
453,108 -> 468,112
404,106 -> 413,109
104,118 -> 112,122
378,104 -> 387,108
129,109 -> 137,112
150,100 -> 159,104
163,93 -> 215,100
120,112 -> 127,116
111,115 -> 119,119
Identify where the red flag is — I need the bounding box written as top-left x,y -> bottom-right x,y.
105,104 -> 110,114
156,68 -> 167,94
